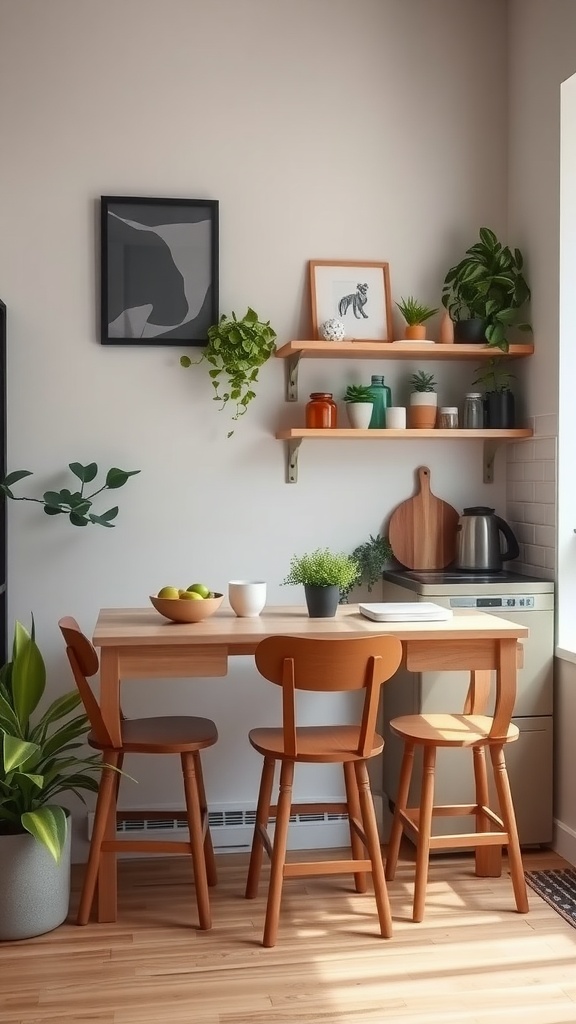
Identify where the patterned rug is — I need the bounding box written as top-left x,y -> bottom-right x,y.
525,868 -> 576,928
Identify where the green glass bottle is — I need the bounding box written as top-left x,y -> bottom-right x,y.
367,375 -> 392,428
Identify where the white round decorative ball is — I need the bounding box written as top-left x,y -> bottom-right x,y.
321,318 -> 346,342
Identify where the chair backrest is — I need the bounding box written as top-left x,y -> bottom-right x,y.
255,634 -> 403,758
59,616 -> 113,747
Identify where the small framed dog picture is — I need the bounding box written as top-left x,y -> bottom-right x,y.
309,260 -> 393,342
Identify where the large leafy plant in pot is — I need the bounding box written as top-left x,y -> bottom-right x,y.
441,227 -> 531,352
180,307 -> 277,437
0,619 -> 101,939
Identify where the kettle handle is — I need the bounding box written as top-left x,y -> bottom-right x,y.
495,516 -> 520,562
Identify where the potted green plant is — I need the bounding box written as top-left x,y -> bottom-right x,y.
441,227 -> 532,351
342,384 -> 374,429
340,534 -> 394,603
408,371 -> 438,429
396,296 -> 439,341
0,619 -> 103,940
180,307 -> 277,437
0,462 -> 140,528
472,359 -> 517,428
282,547 -> 360,617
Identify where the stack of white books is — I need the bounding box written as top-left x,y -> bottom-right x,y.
359,602 -> 453,622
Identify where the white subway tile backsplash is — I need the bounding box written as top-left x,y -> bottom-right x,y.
507,502 -> 525,523
508,461 -> 525,481
535,525 -> 555,548
534,438 -> 557,461
510,480 -> 536,502
514,522 -> 536,544
514,441 -> 535,462
523,461 -> 545,482
522,503 -> 550,526
544,461 -> 556,482
537,482 -> 556,504
525,544 -> 547,567
544,504 -> 557,527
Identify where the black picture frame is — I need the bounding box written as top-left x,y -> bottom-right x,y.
100,196 -> 219,346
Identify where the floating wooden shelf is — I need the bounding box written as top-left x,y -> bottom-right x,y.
275,428 -> 534,484
275,341 -> 534,401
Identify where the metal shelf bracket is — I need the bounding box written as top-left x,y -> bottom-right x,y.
483,440 -> 501,483
286,354 -> 301,402
286,439 -> 302,483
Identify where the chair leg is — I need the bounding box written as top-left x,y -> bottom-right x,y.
78,750 -> 120,926
263,759 -> 294,948
385,742 -> 415,882
181,752 -> 212,930
193,751 -> 217,887
489,745 -> 529,913
344,760 -> 367,894
473,745 -> 501,878
245,756 -> 275,900
413,745 -> 436,924
355,760 -> 392,938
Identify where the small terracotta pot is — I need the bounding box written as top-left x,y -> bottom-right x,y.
404,324 -> 427,341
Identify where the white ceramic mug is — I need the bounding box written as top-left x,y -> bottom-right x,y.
228,580 -> 267,617
386,406 -> 407,429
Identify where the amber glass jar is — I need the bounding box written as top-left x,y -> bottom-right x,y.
306,392 -> 338,428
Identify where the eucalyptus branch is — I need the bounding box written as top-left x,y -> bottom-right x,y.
0,462 -> 140,528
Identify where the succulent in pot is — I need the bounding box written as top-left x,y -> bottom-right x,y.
408,371 -> 438,429
441,227 -> 532,352
342,384 -> 374,428
396,296 -> 439,341
282,547 -> 361,617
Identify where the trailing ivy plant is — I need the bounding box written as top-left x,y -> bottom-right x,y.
180,307 -> 277,437
0,462 -> 140,527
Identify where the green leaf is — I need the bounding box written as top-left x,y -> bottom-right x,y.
21,805 -> 68,862
479,227 -> 498,249
105,468 -> 141,489
180,355 -> 192,367
2,470 -> 33,487
11,625 -> 46,727
69,462 -> 98,483
3,735 -> 41,772
69,512 -> 89,526
43,490 -> 65,506
44,506 -> 64,516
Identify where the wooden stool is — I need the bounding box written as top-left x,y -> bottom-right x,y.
385,669 -> 529,922
245,634 -> 403,947
59,617 -> 218,929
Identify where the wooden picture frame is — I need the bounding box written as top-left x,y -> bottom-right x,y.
309,260 -> 394,342
100,196 -> 219,346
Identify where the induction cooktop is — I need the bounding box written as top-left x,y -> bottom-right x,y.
382,567 -> 554,595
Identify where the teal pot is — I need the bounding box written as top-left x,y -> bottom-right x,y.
454,318 -> 487,344
0,818 -> 71,940
304,584 -> 340,618
484,390 -> 515,429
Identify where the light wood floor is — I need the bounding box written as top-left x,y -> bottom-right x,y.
1,846 -> 576,1024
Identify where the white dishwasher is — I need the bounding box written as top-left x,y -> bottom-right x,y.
380,568 -> 555,847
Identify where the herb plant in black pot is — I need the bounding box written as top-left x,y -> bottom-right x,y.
441,227 -> 531,352
282,548 -> 360,618
472,359 -> 516,428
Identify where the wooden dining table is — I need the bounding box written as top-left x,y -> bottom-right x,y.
92,604 -> 528,920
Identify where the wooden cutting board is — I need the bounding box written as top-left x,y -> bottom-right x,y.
388,466 -> 459,570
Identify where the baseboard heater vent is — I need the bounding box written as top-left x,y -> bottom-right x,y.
87,806 -> 350,853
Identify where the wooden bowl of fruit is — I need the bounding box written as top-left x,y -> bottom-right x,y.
150,585 -> 224,623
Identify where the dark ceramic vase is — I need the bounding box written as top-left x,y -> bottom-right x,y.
454,318 -> 487,344
304,584 -> 340,618
484,390 -> 515,428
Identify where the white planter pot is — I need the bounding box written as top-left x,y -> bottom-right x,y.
346,402 -> 373,428
0,821 -> 71,940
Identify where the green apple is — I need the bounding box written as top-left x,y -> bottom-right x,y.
157,586 -> 179,600
187,583 -> 211,599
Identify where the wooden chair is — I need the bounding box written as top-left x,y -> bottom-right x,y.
59,616 -> 218,929
245,634 -> 403,947
385,668 -> 529,922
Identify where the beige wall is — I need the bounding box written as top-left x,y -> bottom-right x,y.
0,0 -> 516,854
508,0 -> 576,862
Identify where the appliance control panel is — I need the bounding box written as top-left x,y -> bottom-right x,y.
450,595 -> 536,609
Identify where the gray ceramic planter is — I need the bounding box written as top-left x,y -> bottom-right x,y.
0,820 -> 71,940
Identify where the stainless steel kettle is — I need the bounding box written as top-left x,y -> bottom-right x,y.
454,506 -> 520,572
